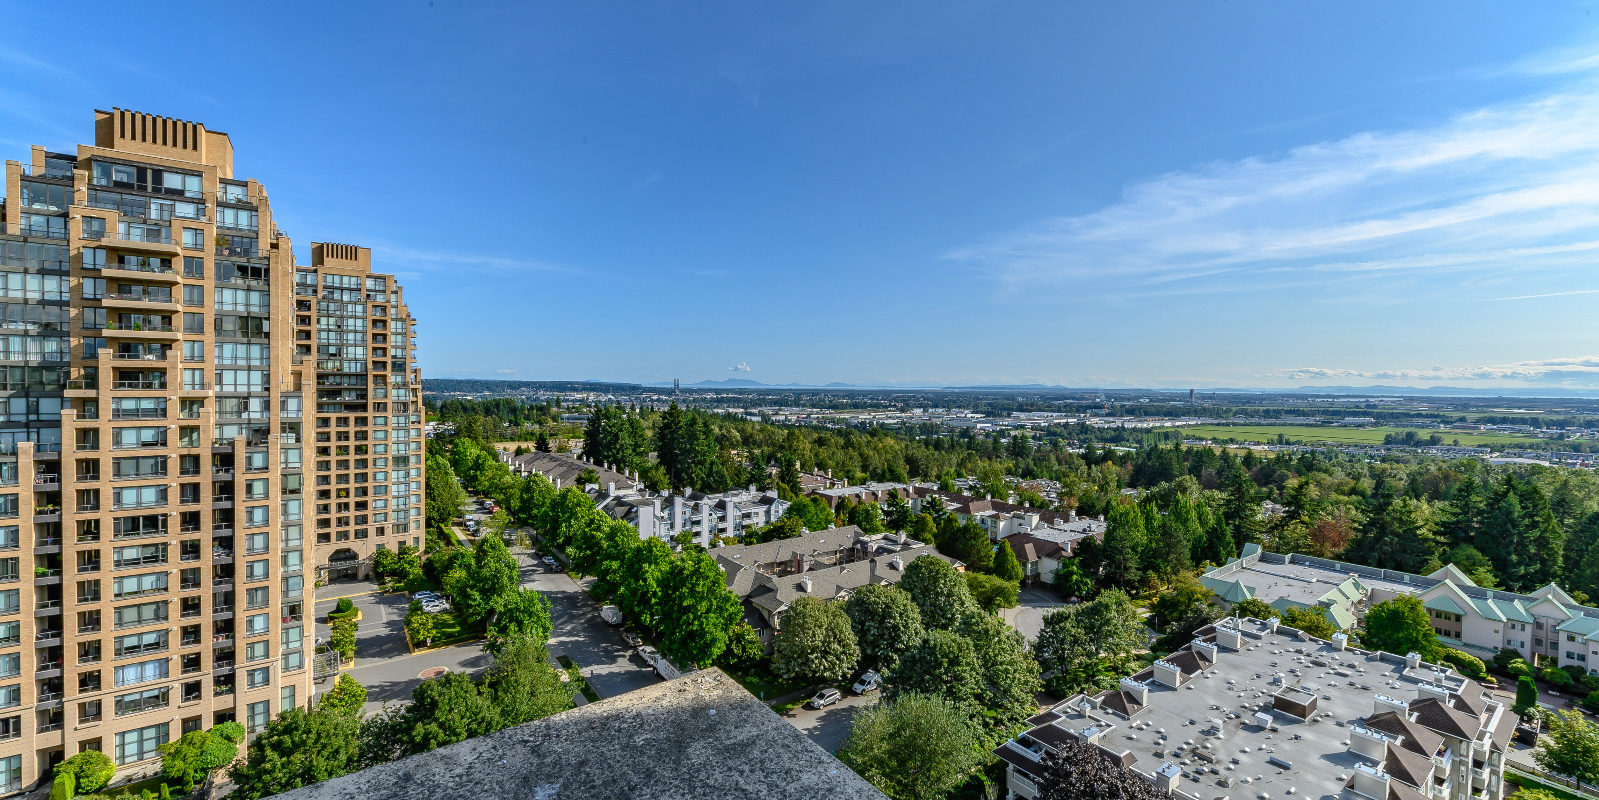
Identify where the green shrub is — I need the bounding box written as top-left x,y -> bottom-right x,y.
1515,675 -> 1540,718
211,721 -> 245,744
1582,690 -> 1599,713
335,597 -> 354,614
48,773 -> 73,800
1541,666 -> 1574,689
1436,648 -> 1487,680
55,750 -> 115,794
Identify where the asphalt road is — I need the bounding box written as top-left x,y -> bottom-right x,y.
515,546 -> 660,700
1001,584 -> 1071,641
784,689 -> 880,754
313,584 -> 493,715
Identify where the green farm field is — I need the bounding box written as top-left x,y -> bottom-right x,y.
1167,424 -> 1552,448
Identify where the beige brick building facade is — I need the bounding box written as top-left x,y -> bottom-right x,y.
0,108 -> 423,794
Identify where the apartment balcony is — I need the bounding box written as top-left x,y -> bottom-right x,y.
101,323 -> 179,342
111,378 -> 167,392
101,293 -> 180,312
105,232 -> 180,256
32,474 -> 59,492
104,261 -> 183,283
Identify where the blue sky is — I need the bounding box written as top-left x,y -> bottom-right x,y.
5,1 -> 1599,389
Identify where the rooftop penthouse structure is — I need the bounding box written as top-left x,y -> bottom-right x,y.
995,616 -> 1516,800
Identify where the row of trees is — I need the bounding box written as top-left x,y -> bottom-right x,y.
443,436 -> 748,668
805,557 -> 1040,799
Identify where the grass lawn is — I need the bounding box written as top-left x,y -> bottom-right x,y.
726,663 -> 813,704
1505,770 -> 1595,800
555,654 -> 601,702
418,610 -> 481,650
1168,424 -> 1555,448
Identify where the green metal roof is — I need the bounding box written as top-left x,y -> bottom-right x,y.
1201,576 -> 1255,604
1424,594 -> 1466,616
1555,615 -> 1599,639
1491,599 -> 1534,624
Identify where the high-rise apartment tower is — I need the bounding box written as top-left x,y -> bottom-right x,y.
0,109 -> 423,793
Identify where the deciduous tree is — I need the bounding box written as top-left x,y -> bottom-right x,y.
230,706 -> 361,799
898,556 -> 978,632
1535,709 -> 1599,792
837,693 -> 983,800
1037,735 -> 1162,800
844,584 -> 924,670
1360,595 -> 1436,659
771,597 -> 861,683
486,588 -> 553,654
656,549 -> 744,667
889,629 -> 982,709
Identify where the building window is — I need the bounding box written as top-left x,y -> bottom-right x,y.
245,640 -> 270,662
113,686 -> 169,717
0,754 -> 18,793
181,228 -> 203,250
245,560 -> 269,582
113,658 -> 169,688
246,699 -> 269,732
245,613 -> 269,637
114,722 -> 169,764
246,666 -> 270,690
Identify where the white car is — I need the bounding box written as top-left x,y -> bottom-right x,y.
807,688 -> 843,709
851,671 -> 882,695
422,601 -> 450,613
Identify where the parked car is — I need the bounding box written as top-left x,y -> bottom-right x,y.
807,688 -> 843,709
851,671 -> 881,695
600,605 -> 624,625
542,555 -> 559,569
622,632 -> 642,648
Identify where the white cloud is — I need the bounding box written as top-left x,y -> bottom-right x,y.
947,69 -> 1599,301
1272,355 -> 1599,386
729,362 -> 751,372
367,241 -> 578,276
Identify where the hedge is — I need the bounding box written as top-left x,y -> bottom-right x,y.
1435,647 -> 1487,681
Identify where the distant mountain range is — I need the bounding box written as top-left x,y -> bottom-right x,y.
644,378 -> 870,389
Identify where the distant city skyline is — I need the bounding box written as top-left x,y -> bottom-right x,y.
6,2 -> 1599,389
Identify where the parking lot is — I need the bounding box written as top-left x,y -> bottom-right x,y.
312,584 -> 493,715
1000,583 -> 1070,641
